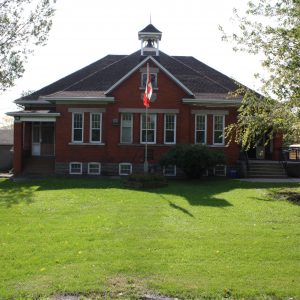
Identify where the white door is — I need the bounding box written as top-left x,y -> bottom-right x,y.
32,123 -> 41,156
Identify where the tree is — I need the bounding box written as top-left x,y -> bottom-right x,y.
220,0 -> 300,147
0,115 -> 13,129
0,0 -> 56,92
226,87 -> 300,149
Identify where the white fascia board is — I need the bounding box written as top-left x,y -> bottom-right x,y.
6,112 -> 61,117
138,32 -> 162,40
182,98 -> 242,106
105,56 -> 194,97
39,96 -> 115,103
14,99 -> 51,105
20,117 -> 58,122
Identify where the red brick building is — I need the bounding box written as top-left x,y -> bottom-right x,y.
7,24 -> 282,177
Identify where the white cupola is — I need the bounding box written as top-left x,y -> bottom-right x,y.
138,24 -> 162,56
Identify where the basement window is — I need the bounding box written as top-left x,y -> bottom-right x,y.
214,164 -> 227,177
69,162 -> 82,175
88,162 -> 101,175
119,163 -> 132,176
163,165 -> 176,176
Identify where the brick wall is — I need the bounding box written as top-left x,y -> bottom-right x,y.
52,66 -> 241,175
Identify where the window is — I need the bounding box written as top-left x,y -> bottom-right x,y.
213,115 -> 225,145
69,162 -> 82,174
90,113 -> 102,143
195,114 -> 206,144
32,123 -> 40,143
214,164 -> 227,176
88,162 -> 101,175
72,113 -> 83,142
119,163 -> 132,175
141,114 -> 156,144
141,73 -> 157,88
120,113 -> 133,144
164,114 -> 176,144
163,165 -> 176,176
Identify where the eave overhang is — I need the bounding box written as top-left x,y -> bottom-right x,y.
6,110 -> 61,122
182,98 -> 242,107
39,96 -> 115,104
14,99 -> 51,105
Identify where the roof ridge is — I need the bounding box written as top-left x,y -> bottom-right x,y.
171,55 -> 232,93
61,54 -> 129,92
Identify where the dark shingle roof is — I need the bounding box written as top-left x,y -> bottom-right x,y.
21,55 -> 126,100
139,24 -> 162,33
19,50 -> 239,101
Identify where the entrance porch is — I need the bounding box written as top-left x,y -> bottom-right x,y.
7,110 -> 60,176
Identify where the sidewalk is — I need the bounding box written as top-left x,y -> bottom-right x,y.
0,173 -> 13,178
237,178 -> 300,183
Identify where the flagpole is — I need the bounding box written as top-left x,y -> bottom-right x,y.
144,63 -> 149,173
144,105 -> 148,173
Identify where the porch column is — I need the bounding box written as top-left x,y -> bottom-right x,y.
13,121 -> 23,176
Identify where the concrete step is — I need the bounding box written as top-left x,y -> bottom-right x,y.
247,161 -> 287,178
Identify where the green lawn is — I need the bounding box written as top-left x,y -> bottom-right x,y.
0,178 -> 299,299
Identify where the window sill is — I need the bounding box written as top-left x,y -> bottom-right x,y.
69,142 -> 105,146
209,144 -> 227,148
118,143 -> 175,147
139,87 -> 159,91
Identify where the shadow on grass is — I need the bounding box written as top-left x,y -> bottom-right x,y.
0,180 -> 35,208
1,177 -> 299,211
168,201 -> 195,218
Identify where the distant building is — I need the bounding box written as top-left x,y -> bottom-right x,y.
7,24 -> 283,177
0,129 -> 13,171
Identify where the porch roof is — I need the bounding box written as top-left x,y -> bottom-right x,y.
6,110 -> 60,122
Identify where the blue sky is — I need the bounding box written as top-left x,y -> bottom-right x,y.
0,0 -> 264,120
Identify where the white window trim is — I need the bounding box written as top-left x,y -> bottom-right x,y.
119,163 -> 132,176
140,114 -> 157,144
213,115 -> 225,145
72,112 -> 84,143
141,73 -> 157,88
163,165 -> 177,176
89,113 -> 102,143
69,162 -> 82,175
88,162 -> 101,175
164,114 -> 176,144
120,113 -> 133,144
214,164 -> 227,176
195,114 -> 207,144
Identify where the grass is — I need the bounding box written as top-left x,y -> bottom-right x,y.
0,177 -> 299,299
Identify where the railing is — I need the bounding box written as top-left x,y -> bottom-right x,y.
280,146 -> 300,173
280,146 -> 300,161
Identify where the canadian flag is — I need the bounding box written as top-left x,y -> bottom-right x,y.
143,64 -> 152,108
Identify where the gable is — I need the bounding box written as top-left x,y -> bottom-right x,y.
105,56 -> 194,97
110,63 -> 189,108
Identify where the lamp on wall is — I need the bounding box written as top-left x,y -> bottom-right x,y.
112,118 -> 119,126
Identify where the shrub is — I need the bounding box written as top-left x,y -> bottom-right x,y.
159,144 -> 226,178
124,173 -> 168,189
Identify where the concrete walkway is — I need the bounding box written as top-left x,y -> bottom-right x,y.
237,177 -> 300,183
0,173 -> 13,178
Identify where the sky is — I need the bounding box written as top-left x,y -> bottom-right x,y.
0,0 -> 264,120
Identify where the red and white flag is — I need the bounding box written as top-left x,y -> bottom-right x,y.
143,64 -> 152,108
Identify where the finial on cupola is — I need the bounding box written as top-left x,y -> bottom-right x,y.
138,23 -> 162,56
